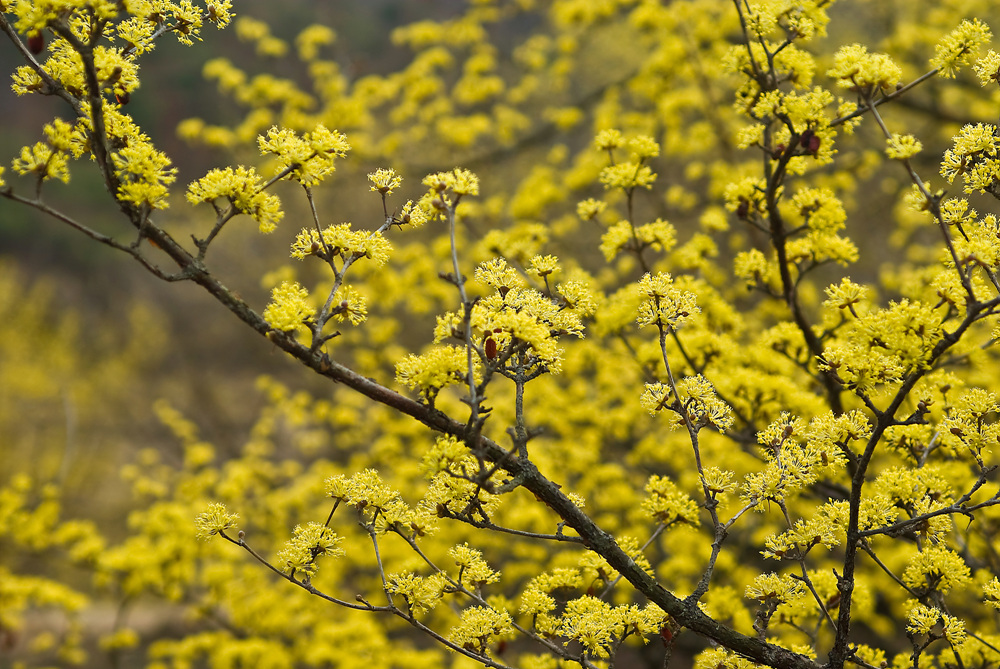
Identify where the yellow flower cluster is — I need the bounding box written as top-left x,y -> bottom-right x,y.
112,137 -> 177,209
262,280 -> 315,333
826,44 -> 902,93
386,571 -> 447,614
395,344 -> 477,403
640,374 -> 733,432
187,165 -> 283,232
940,123 -> 1000,194
931,19 -> 992,78
194,502 -> 240,540
599,218 -> 677,262
274,522 -> 344,578
448,605 -> 513,655
450,543 -> 500,589
886,133 -> 923,160
289,223 -> 391,265
258,124 -> 350,186
636,272 -> 700,331
745,572 -> 805,603
640,475 -> 700,526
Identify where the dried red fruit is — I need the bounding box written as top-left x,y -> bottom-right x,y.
806,133 -> 821,154
27,31 -> 44,55
485,337 -> 497,360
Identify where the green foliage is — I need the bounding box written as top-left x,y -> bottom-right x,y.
8,1 -> 1000,669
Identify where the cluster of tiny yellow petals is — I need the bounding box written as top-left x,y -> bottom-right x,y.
641,475 -> 700,526
194,502 -> 239,540
296,24 -> 336,61
594,128 -> 624,151
258,124 -> 350,186
823,277 -> 868,313
431,257 -> 587,375
984,577 -> 1000,609
931,19 -> 992,78
974,50 -> 1000,86
448,606 -> 514,655
262,281 -> 315,333
576,197 -> 607,220
886,133 -> 922,160
902,544 -> 971,595
423,167 -> 479,196
326,469 -> 403,514
274,522 -> 344,578
12,141 -> 70,183
289,223 -> 391,266
528,254 -> 559,278
628,135 -> 660,159
331,285 -> 368,326
600,218 -> 676,262
474,257 -> 523,292
745,572 -> 804,603
940,123 -> 1000,194
599,162 -> 657,190
395,345 -> 477,402
636,272 -> 700,330
641,375 -> 733,432
450,543 -> 500,589
826,44 -> 902,92
111,138 -> 178,209
187,165 -> 283,232
368,168 -> 402,195
387,572 -> 447,614
906,601 -> 966,644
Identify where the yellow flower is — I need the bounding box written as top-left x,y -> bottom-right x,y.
368,168 -> 402,194
974,50 -> 1000,86
194,502 -> 239,540
576,197 -> 606,220
262,281 -> 315,333
594,128 -> 624,151
275,522 -> 344,578
886,133 -> 922,160
636,272 -> 700,330
826,44 -> 902,92
932,19 -> 992,78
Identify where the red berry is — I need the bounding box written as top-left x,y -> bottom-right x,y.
27,31 -> 44,55
806,133 -> 821,154
485,337 -> 497,360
